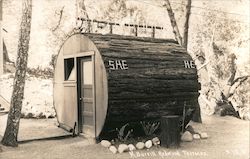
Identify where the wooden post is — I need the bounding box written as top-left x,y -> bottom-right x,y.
160,115 -> 180,148
109,24 -> 113,34
151,27 -> 155,38
134,26 -> 138,36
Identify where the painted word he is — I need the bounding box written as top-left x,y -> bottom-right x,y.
184,60 -> 195,69
108,60 -> 128,70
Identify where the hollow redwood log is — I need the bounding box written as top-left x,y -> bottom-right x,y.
84,34 -> 200,131
54,33 -> 200,138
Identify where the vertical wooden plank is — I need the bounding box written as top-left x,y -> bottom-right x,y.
94,49 -> 108,137
160,115 -> 180,148
134,26 -> 138,36
63,83 -> 77,130
151,27 -> 155,38
78,54 -> 96,137
74,57 -> 79,134
91,54 -> 97,138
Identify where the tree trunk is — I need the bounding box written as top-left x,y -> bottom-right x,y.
76,0 -> 91,32
183,0 -> 192,49
1,0 -> 32,147
163,0 -> 183,46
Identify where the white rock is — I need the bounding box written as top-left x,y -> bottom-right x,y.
109,146 -> 117,154
118,144 -> 129,153
100,140 -> 111,148
193,134 -> 201,140
152,137 -> 160,145
136,142 -> 145,150
145,140 -> 153,149
128,144 -> 136,151
181,131 -> 193,142
200,132 -> 208,139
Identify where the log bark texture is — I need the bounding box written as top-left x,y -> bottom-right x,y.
1,0 -> 32,147
160,115 -> 180,148
85,34 -> 200,131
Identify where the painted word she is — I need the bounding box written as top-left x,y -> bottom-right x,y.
108,60 -> 128,70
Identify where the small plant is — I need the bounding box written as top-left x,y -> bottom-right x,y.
140,121 -> 160,136
116,123 -> 133,142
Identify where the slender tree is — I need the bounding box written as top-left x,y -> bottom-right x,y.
183,0 -> 202,122
163,0 -> 201,122
1,0 -> 32,147
163,0 -> 183,46
76,0 -> 91,32
183,0 -> 192,49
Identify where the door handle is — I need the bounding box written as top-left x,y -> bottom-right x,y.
79,98 -> 82,101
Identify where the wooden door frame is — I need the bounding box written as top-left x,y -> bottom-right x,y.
76,51 -> 96,137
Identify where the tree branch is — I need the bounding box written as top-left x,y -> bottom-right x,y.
227,76 -> 249,98
52,6 -> 64,32
197,60 -> 210,70
230,75 -> 250,86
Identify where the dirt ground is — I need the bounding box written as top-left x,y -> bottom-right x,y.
0,114 -> 249,159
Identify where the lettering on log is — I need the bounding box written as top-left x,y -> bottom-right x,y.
108,60 -> 128,70
184,60 -> 195,69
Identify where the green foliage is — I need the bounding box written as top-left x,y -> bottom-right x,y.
140,121 -> 160,136
116,123 -> 133,142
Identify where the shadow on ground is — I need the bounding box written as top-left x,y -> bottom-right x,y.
0,114 -> 249,159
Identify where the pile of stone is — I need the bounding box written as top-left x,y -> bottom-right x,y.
100,137 -> 160,154
100,126 -> 208,153
181,125 -> 209,142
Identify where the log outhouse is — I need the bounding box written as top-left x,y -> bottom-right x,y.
53,33 -> 200,138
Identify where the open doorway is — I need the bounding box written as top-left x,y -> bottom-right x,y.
77,55 -> 96,137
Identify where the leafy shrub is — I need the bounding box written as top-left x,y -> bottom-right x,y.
140,121 -> 160,136
116,123 -> 133,142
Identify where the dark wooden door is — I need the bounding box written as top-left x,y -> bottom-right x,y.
78,56 -> 95,136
